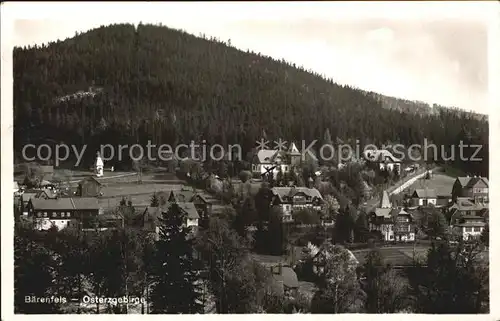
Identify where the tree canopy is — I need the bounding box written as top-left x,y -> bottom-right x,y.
14,23 -> 488,176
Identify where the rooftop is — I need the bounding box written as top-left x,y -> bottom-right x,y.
30,197 -> 99,210
271,187 -> 323,201
413,188 -> 437,199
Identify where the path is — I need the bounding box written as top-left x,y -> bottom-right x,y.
67,172 -> 138,184
361,165 -> 438,213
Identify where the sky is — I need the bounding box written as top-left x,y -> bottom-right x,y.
5,2 -> 498,114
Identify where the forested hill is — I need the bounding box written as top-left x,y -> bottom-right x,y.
13,23 -> 488,175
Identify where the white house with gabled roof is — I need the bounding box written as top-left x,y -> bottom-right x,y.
252,142 -> 316,178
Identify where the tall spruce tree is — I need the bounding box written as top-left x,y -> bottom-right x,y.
149,203 -> 203,314
150,193 -> 160,207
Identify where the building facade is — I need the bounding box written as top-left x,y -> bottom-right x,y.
369,191 -> 415,242
77,176 -> 103,197
451,176 -> 489,203
27,197 -> 100,231
252,142 -> 317,179
270,187 -> 324,223
411,189 -> 437,207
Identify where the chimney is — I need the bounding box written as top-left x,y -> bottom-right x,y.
278,263 -> 283,275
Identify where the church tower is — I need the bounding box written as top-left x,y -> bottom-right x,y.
95,152 -> 104,177
288,142 -> 302,167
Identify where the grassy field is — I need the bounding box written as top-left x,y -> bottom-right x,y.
352,245 -> 429,266
407,173 -> 456,196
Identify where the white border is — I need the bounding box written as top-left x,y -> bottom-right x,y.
1,1 -> 499,320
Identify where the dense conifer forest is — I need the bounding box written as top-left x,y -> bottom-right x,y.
13,23 -> 488,175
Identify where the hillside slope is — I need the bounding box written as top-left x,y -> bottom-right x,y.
13,23 -> 488,175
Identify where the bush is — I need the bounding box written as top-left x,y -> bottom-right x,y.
239,170 -> 252,183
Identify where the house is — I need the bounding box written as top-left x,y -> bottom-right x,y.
252,142 -> 317,179
448,197 -> 487,218
363,149 -> 402,173
142,202 -> 200,240
451,216 -> 486,241
270,187 -> 324,223
391,208 -> 415,242
411,189 -> 437,207
270,264 -> 299,296
19,189 -> 58,215
77,176 -> 103,197
369,191 -> 393,240
451,176 -> 489,203
369,191 -> 415,242
26,197 -> 100,231
168,189 -> 212,219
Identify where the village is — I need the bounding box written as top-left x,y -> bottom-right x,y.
13,140 -> 489,312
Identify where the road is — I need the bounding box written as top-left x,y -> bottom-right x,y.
361,166 -> 437,214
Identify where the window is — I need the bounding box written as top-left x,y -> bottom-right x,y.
37,212 -> 42,217
473,227 -> 481,232
52,212 -> 57,218
465,227 -> 473,232
43,212 -> 48,217
67,212 -> 71,217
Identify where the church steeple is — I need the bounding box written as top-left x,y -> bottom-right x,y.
380,191 -> 391,208
288,142 -> 301,167
95,152 -> 104,177
288,142 -> 301,155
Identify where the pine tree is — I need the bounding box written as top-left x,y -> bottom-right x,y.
150,193 -> 160,207
14,230 -> 61,313
276,168 -> 284,186
150,203 -> 203,314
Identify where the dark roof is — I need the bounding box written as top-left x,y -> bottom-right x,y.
450,198 -> 485,211
144,202 -> 200,221
457,176 -> 489,188
413,189 -> 437,199
30,197 -> 99,210
72,197 -> 100,210
168,189 -> 210,204
167,202 -> 199,219
169,190 -> 195,202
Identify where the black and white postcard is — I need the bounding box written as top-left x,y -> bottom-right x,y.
1,1 -> 498,319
